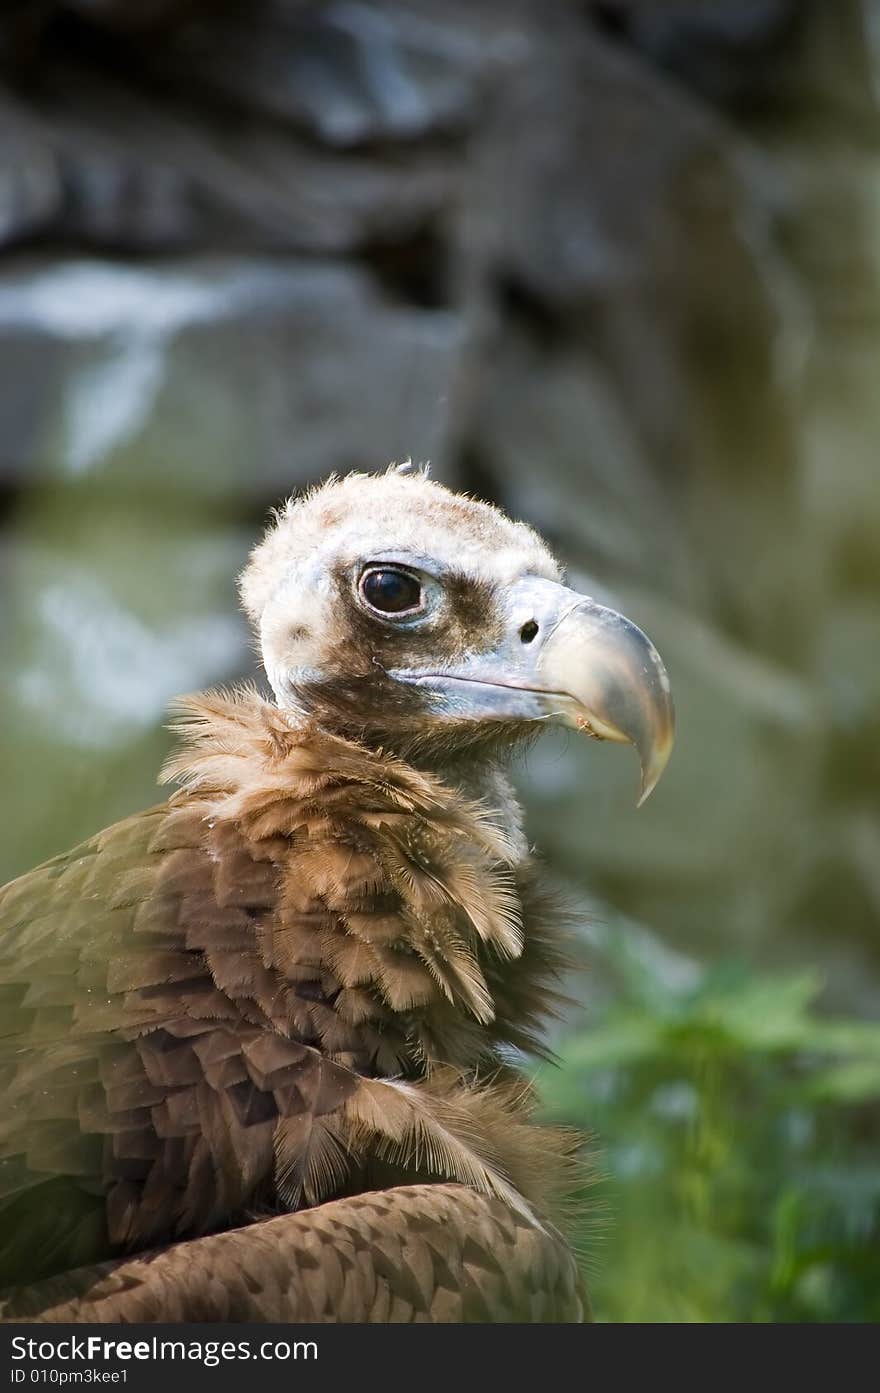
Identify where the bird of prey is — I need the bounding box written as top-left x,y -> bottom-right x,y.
0,467 -> 673,1323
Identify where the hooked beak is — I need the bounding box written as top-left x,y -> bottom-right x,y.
389,577 -> 674,805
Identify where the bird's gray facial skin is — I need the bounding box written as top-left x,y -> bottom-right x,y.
384,575 -> 675,805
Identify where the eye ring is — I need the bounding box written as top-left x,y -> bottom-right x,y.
358,565 -> 425,618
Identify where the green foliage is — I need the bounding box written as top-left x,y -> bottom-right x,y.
539,926 -> 880,1322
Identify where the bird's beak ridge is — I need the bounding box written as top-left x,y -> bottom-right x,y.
535,596 -> 675,805
389,578 -> 674,805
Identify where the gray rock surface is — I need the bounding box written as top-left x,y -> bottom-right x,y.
0,258 -> 464,492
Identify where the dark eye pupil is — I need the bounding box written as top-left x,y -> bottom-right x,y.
362,568 -> 422,614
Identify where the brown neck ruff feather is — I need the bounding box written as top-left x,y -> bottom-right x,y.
0,686 -> 578,1287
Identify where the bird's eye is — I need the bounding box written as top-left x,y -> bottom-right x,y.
359,567 -> 424,617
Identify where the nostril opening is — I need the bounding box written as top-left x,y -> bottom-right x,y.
520,620 -> 539,644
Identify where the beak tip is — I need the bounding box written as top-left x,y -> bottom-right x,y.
635,726 -> 675,807
636,779 -> 657,810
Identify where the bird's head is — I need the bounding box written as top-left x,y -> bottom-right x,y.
239,467 -> 674,802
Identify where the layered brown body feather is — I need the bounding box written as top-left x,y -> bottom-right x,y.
0,688 -> 579,1292
1,1185 -> 586,1324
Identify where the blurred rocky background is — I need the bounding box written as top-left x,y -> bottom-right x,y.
1,0 -> 879,1320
